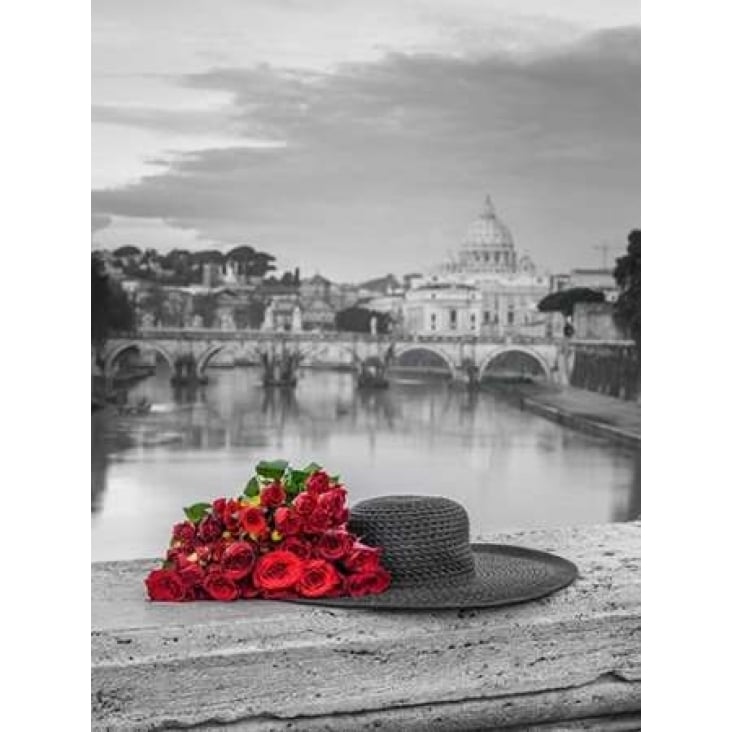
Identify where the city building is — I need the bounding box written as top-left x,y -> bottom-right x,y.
301,298 -> 336,331
567,268 -> 619,301
403,282 -> 482,335
407,195 -> 551,337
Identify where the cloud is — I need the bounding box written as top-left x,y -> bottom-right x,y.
91,212 -> 112,233
92,26 -> 639,279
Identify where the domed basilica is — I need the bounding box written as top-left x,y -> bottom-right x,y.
403,195 -> 550,337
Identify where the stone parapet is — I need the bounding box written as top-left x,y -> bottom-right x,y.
92,521 -> 640,730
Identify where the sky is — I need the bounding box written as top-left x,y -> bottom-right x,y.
91,0 -> 640,281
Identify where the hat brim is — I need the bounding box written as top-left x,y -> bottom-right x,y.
286,544 -> 578,610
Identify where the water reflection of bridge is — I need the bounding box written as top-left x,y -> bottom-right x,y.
104,328 -> 565,385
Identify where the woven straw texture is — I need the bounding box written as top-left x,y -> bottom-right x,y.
293,495 -> 578,610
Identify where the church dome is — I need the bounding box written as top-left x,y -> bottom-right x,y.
449,195 -> 516,273
462,195 -> 514,252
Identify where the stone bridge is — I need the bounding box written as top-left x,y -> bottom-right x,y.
104,328 -> 570,384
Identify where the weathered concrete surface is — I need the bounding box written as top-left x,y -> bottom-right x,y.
92,522 -> 640,731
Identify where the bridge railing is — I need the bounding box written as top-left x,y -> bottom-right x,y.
110,328 -> 565,346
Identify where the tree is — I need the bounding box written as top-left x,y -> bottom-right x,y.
538,287 -> 606,318
613,229 -> 641,348
226,246 -> 277,279
91,254 -> 136,349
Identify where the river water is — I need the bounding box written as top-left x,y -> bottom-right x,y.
91,367 -> 640,561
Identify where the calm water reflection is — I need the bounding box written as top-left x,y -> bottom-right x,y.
91,368 -> 640,561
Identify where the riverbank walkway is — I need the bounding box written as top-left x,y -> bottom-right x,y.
512,384 -> 641,447
92,521 -> 640,730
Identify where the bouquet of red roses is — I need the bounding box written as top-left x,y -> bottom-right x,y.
144,460 -> 391,602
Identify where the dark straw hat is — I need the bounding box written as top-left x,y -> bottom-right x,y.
296,495 -> 577,610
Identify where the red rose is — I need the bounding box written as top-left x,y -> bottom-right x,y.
253,550 -> 303,591
198,515 -> 224,543
223,499 -> 241,531
203,570 -> 239,601
166,547 -> 190,569
343,543 -> 382,574
171,521 -> 197,545
209,539 -> 230,564
306,470 -> 331,495
334,507 -> 349,526
293,492 -> 317,516
240,506 -> 267,537
260,482 -> 287,507
280,536 -> 312,559
211,497 -> 227,519
221,542 -> 256,580
179,562 -> 205,590
274,507 -> 302,536
304,507 -> 331,534
318,487 -> 347,516
145,569 -> 187,602
316,529 -> 355,560
297,559 -> 341,598
345,568 -> 391,597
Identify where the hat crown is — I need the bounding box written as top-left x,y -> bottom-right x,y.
349,495 -> 475,587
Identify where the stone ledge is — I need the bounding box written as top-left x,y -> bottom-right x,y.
92,522 -> 640,731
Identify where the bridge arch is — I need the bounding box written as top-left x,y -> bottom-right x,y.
391,345 -> 456,378
105,341 -> 175,376
196,344 -> 227,378
478,346 -> 551,381
196,342 -> 262,377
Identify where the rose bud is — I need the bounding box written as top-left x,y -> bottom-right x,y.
280,536 -> 312,560
345,568 -> 391,597
252,550 -> 304,591
197,514 -> 224,543
260,481 -> 287,507
222,499 -> 241,531
305,470 -> 331,495
318,487 -> 347,516
293,491 -> 317,516
210,497 -> 226,518
297,559 -> 341,598
221,542 -> 257,581
274,506 -> 302,536
145,569 -> 187,602
343,543 -> 382,574
316,529 -> 355,561
240,506 -> 267,537
304,507 -> 330,534
202,570 -> 239,601
171,521 -> 197,545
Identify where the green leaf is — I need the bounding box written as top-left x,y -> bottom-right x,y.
244,476 -> 260,497
183,502 -> 211,524
302,462 -> 321,476
255,459 -> 289,480
330,474 -> 340,484
285,469 -> 308,494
